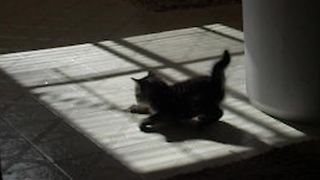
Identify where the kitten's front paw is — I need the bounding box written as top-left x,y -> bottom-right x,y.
139,120 -> 156,132
128,105 -> 150,114
128,105 -> 138,113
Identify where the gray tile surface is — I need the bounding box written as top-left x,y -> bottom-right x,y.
0,23 -> 310,180
3,164 -> 69,180
0,1 -> 315,180
0,119 -> 70,180
57,152 -> 139,180
36,134 -> 102,161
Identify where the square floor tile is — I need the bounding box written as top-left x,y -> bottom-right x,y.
36,134 -> 102,161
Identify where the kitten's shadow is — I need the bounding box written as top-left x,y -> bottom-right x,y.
142,119 -> 267,148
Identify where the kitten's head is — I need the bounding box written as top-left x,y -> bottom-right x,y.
131,71 -> 168,104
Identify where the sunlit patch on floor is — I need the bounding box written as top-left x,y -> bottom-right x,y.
0,24 -> 308,179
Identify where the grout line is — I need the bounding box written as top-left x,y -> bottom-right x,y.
0,117 -> 73,180
199,26 -> 244,43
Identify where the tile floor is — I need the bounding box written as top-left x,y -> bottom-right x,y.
0,1 -> 315,180
0,24 -> 310,180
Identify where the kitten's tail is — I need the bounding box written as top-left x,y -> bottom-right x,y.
211,50 -> 231,83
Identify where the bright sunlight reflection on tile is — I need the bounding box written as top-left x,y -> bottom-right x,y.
0,24 -> 308,179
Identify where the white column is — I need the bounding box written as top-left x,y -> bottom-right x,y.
243,0 -> 320,121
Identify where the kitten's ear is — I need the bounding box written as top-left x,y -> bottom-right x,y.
148,71 -> 158,78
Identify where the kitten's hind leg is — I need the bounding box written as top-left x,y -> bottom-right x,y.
128,104 -> 151,114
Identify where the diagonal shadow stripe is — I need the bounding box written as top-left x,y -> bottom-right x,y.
27,44 -> 244,89
199,26 -> 244,43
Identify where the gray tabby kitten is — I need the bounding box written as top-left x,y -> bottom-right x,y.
130,50 -> 230,131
